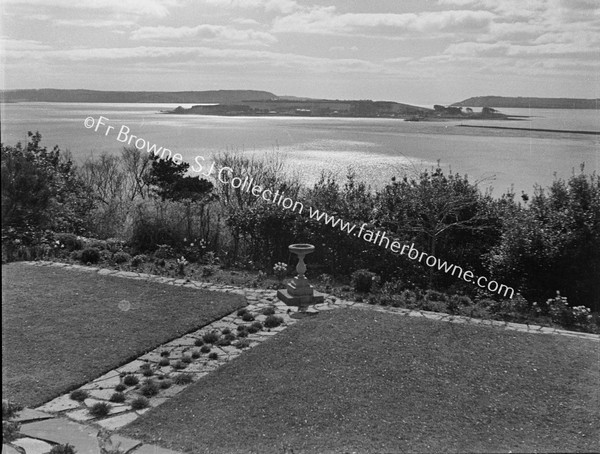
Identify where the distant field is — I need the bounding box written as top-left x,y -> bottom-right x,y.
123,308 -> 599,454
1,263 -> 245,407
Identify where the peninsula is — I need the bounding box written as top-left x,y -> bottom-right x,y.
452,96 -> 598,110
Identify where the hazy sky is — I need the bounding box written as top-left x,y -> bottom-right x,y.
1,0 -> 598,105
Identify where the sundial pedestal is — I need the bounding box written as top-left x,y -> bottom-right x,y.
277,244 -> 324,316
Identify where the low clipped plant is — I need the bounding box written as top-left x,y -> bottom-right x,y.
241,312 -> 255,322
247,325 -> 259,334
261,306 -> 276,316
122,374 -> 139,387
173,373 -> 194,385
139,380 -> 159,397
200,345 -> 211,353
160,350 -> 170,357
237,329 -> 248,338
264,315 -> 284,328
69,389 -> 89,402
142,368 -> 154,377
159,379 -> 172,389
80,247 -> 100,264
114,384 -> 127,392
158,358 -> 170,367
251,321 -> 264,330
49,444 -> 77,454
202,331 -> 220,344
217,337 -> 231,346
131,254 -> 148,268
236,324 -> 247,332
221,327 -> 231,335
109,392 -> 126,403
130,397 -> 149,410
113,251 -> 131,264
194,338 -> 204,347
351,269 -> 378,293
235,339 -> 251,349
191,350 -> 201,359
89,402 -> 111,418
237,308 -> 248,317
181,355 -> 193,364
173,360 -> 187,370
208,352 -> 218,360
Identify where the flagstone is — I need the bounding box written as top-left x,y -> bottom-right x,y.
106,435 -> 142,453
36,394 -> 80,413
1,444 -> 22,454
12,408 -> 55,423
96,412 -> 139,430
66,408 -> 95,422
20,419 -> 101,454
133,443 -> 183,454
12,438 -> 53,454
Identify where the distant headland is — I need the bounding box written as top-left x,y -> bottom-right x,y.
452,96 -> 598,110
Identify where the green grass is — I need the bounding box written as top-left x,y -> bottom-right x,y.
122,308 -> 599,454
1,263 -> 245,407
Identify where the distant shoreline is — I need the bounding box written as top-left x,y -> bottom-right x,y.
457,124 -> 600,135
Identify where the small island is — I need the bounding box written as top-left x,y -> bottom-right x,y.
165,99 -> 518,121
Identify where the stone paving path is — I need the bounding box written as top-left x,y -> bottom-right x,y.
4,261 -> 598,454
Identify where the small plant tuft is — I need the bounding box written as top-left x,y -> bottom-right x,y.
202,331 -> 220,344
69,389 -> 89,402
261,306 -> 276,316
173,360 -> 187,370
173,373 -> 194,385
114,383 -> 127,392
200,345 -> 211,353
159,379 -> 172,389
221,327 -> 231,335
89,402 -> 111,418
123,374 -> 139,387
194,338 -> 204,347
130,397 -> 149,410
49,444 -> 77,454
237,308 -> 248,317
235,339 -> 251,349
109,392 -> 126,403
158,357 -> 170,367
241,312 -> 255,322
139,379 -> 159,397
191,350 -> 201,359
208,352 -> 218,360
80,247 -> 101,264
264,315 -> 284,328
181,355 -> 192,364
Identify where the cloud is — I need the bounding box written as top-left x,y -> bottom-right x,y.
131,25 -> 277,46
0,37 -> 52,51
3,0 -> 180,17
272,7 -> 495,35
200,0 -> 298,14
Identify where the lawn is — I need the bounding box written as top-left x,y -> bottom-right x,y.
1,263 -> 245,407
122,308 -> 599,454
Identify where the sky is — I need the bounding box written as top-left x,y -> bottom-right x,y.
1,0 -> 599,105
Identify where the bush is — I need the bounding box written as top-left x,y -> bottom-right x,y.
139,380 -> 159,397
194,338 -> 204,347
202,331 -> 220,344
173,373 -> 194,385
130,397 -> 149,410
2,400 -> 23,443
237,308 -> 248,317
191,350 -> 201,359
109,392 -> 126,403
49,444 -> 77,454
251,321 -> 263,331
88,402 -> 111,418
172,360 -> 187,370
113,251 -> 131,264
131,254 -> 148,267
159,379 -> 172,389
158,358 -> 170,367
181,355 -> 192,364
221,327 -> 231,335
122,374 -> 139,386
70,250 -> 83,261
55,233 -> 84,251
208,352 -> 218,360
241,312 -> 255,322
80,247 -> 100,264
202,265 -> 217,277
264,315 -> 284,328
69,389 -> 89,402
114,384 -> 127,392
261,306 -> 276,316
200,345 -> 211,353
351,269 -> 378,293
235,339 -> 251,349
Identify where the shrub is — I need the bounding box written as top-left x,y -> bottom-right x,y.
194,338 -> 204,347
69,250 -> 83,261
191,350 -> 201,359
113,251 -> 131,264
221,327 -> 231,335
202,265 -> 217,277
264,315 -> 284,328
99,250 -> 112,262
49,444 -> 77,454
247,325 -> 259,334
160,350 -> 170,357
351,269 -> 378,293
172,360 -> 187,370
251,321 -> 263,331
173,373 -> 194,385
261,306 -> 276,316
154,244 -> 175,259
142,368 -> 154,377
235,339 -> 251,349
216,337 -> 231,346
241,312 -> 255,322
114,384 -> 127,392
139,380 -> 159,397
130,397 -> 149,410
159,379 -> 172,389
2,400 -> 23,443
181,355 -> 192,364
202,331 -> 220,344
200,345 -> 211,353
208,352 -> 218,360
109,392 -> 126,403
237,308 -> 248,317
236,329 -> 248,338
54,233 -> 84,252
158,358 -> 170,367
131,254 -> 148,267
80,247 -> 100,264
69,389 -> 89,402
236,324 -> 247,332
88,402 -> 111,418
122,375 -> 139,386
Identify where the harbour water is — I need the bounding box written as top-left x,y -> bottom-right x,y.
1,102 -> 598,196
